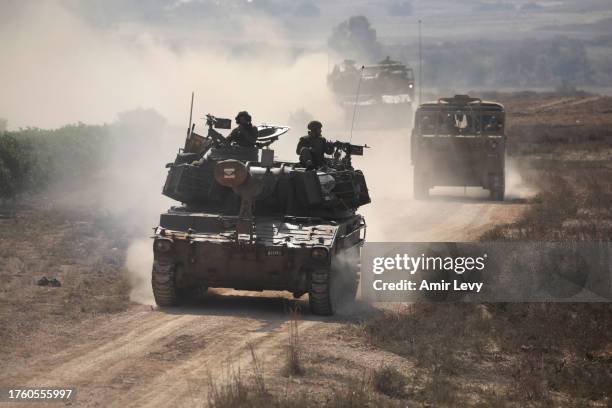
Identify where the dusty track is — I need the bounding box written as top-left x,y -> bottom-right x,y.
0,131 -> 528,407
1,200 -> 526,407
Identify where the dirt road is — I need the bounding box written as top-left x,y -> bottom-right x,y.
1,204 -> 526,407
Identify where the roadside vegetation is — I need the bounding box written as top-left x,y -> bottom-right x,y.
0,108 -> 165,203
206,346 -> 401,408
0,124 -> 109,201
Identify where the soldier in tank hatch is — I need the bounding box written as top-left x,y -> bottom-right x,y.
226,111 -> 258,147
296,120 -> 336,169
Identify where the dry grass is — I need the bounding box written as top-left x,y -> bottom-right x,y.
482,159 -> 612,241
206,344 -> 399,408
325,374 -> 400,408
360,302 -> 611,406
282,306 -> 305,377
0,207 -> 131,355
372,365 -> 408,399
206,346 -> 273,408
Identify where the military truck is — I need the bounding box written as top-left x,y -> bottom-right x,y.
327,57 -> 415,128
152,113 -> 370,315
411,95 -> 505,200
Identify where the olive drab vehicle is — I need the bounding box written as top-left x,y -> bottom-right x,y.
152,109 -> 371,316
411,95 -> 506,200
327,57 -> 415,128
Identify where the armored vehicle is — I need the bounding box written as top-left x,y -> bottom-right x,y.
152,113 -> 370,315
411,95 -> 505,200
327,57 -> 415,128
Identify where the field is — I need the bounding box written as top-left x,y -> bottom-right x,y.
0,92 -> 611,407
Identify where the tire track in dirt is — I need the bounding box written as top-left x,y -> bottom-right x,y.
117,319 -> 320,408
6,297 -> 321,407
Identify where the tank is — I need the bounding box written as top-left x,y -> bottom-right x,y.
411,95 -> 506,200
327,57 -> 415,128
152,113 -> 371,315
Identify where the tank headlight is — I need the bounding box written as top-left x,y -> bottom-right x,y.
154,239 -> 173,253
311,247 -> 328,260
409,83 -> 414,88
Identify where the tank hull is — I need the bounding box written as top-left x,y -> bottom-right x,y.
152,211 -> 365,314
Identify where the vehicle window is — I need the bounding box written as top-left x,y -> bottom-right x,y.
419,110 -> 504,135
418,113 -> 437,134
481,113 -> 504,132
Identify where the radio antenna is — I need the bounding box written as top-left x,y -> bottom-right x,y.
187,91 -> 194,137
418,20 -> 423,104
184,92 -> 195,151
349,65 -> 365,143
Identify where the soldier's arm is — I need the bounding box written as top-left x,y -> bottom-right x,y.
296,138 -> 306,155
226,128 -> 239,143
247,127 -> 259,144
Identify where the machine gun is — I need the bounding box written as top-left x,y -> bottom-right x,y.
183,114 -> 231,154
184,113 -> 290,156
330,141 -> 369,169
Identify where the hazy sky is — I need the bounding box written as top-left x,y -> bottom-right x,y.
1,0 -> 611,129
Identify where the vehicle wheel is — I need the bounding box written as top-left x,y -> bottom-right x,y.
151,261 -> 178,307
414,170 -> 429,200
489,173 -> 505,201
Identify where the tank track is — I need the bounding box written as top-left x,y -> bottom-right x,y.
151,261 -> 178,307
309,269 -> 333,316
309,257 -> 360,316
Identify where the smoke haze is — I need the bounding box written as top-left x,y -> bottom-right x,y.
0,1 -> 348,302
1,0 -> 538,304
0,1 -> 341,134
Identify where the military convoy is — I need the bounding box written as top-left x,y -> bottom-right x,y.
327,57 -> 415,128
150,90 -> 506,316
152,113 -> 370,315
411,95 -> 506,201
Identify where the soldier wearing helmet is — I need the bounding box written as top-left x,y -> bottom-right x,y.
226,111 -> 259,147
296,120 -> 335,169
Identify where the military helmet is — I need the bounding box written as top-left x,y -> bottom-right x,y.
235,111 -> 252,122
307,120 -> 323,131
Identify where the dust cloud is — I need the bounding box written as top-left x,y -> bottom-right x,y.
126,239 -> 155,305
0,1 -> 346,304
505,158 -> 537,200
0,2 -> 533,304
0,1 -> 341,136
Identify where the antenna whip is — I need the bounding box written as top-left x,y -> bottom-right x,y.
349,66 -> 365,143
